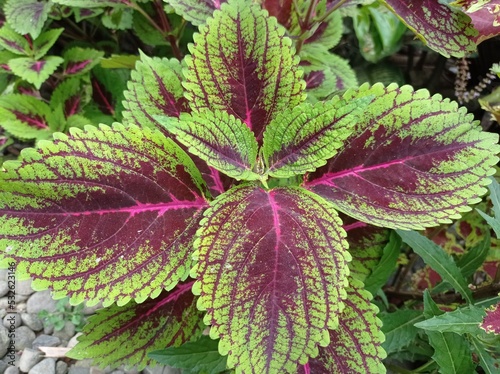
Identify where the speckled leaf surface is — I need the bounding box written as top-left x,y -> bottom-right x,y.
68,281 -> 204,370
160,109 -> 260,181
8,56 -> 64,89
123,52 -> 190,129
383,0 -> 477,57
0,124 -> 208,306
184,0 -> 305,144
454,0 -> 500,44
481,302 -> 500,334
304,279 -> 386,374
306,83 -> 500,230
262,97 -> 365,178
192,184 -> 350,373
167,0 -> 226,26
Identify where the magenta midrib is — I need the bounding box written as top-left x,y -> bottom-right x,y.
59,199 -> 207,217
307,156 -> 411,186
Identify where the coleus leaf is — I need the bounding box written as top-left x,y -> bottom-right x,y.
149,335 -> 228,374
160,109 -> 260,181
382,0 -> 477,58
0,94 -> 56,140
74,7 -> 105,22
0,124 -> 208,306
262,96 -> 368,179
62,47 -> 105,76
67,282 -> 204,370
192,184 -> 350,373
303,278 -> 386,373
453,0 -> 500,44
184,0 -> 305,144
481,302 -> 500,334
300,45 -> 358,101
344,219 -> 390,283
33,28 -> 65,60
4,0 -> 53,39
8,56 -> 64,89
423,291 -> 475,374
167,0 -> 225,26
0,23 -> 31,55
415,305 -> 485,335
306,83 -> 500,230
50,78 -> 91,118
123,52 -> 190,129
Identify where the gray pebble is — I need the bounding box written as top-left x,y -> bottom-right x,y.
21,313 -> 44,331
19,347 -> 42,372
16,279 -> 34,296
5,366 -> 19,374
3,313 -> 20,329
0,326 -> 10,358
53,321 -> 76,342
43,323 -> 54,335
0,298 -> 10,310
0,309 -> 6,319
56,360 -> 69,374
82,302 -> 102,316
143,367 -> 181,374
0,281 -> 9,298
3,352 -> 20,367
29,358 -> 56,374
14,326 -> 36,350
32,334 -> 61,349
0,270 -> 7,282
15,302 -> 27,313
89,368 -> 105,374
68,367 -> 91,374
67,332 -> 83,349
27,291 -> 58,314
110,371 -> 125,374
0,361 -> 7,373
73,359 -> 94,368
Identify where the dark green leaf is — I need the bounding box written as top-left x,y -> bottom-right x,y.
380,309 -> 424,354
477,177 -> 500,238
415,306 -> 485,335
149,335 -> 227,374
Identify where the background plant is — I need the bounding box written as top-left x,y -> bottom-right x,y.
0,0 -> 500,373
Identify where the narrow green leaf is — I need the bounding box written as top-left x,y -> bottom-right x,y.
415,306 -> 485,335
364,230 -> 401,297
380,309 -> 424,354
51,0 -> 126,7
159,109 -> 260,181
149,335 -> 227,374
470,335 -> 500,374
262,96 -> 369,179
477,177 -> 500,238
4,0 -> 53,38
423,291 -> 475,374
397,230 -> 473,304
8,56 -> 64,89
456,232 -> 491,277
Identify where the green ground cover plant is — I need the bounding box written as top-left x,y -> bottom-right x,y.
1,0 -> 500,373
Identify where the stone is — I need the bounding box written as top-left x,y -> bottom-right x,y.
4,367 -> 19,374
68,367 -> 90,374
0,270 -> 8,282
110,371 -> 124,374
3,313 -> 21,329
19,348 -> 42,372
89,368 -> 105,374
0,325 -> 10,358
43,323 -> 54,335
0,309 -> 6,319
14,326 -> 36,350
82,301 -> 103,316
32,334 -> 61,349
16,279 -> 34,296
0,281 -> 9,298
21,313 -> 44,331
0,361 -> 8,374
53,321 -> 76,342
56,360 -> 69,374
29,358 -> 56,374
26,291 -> 58,314
67,332 -> 83,349
0,298 -> 9,310
15,302 -> 27,313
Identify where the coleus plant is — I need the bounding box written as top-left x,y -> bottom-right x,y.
0,0 -> 500,373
